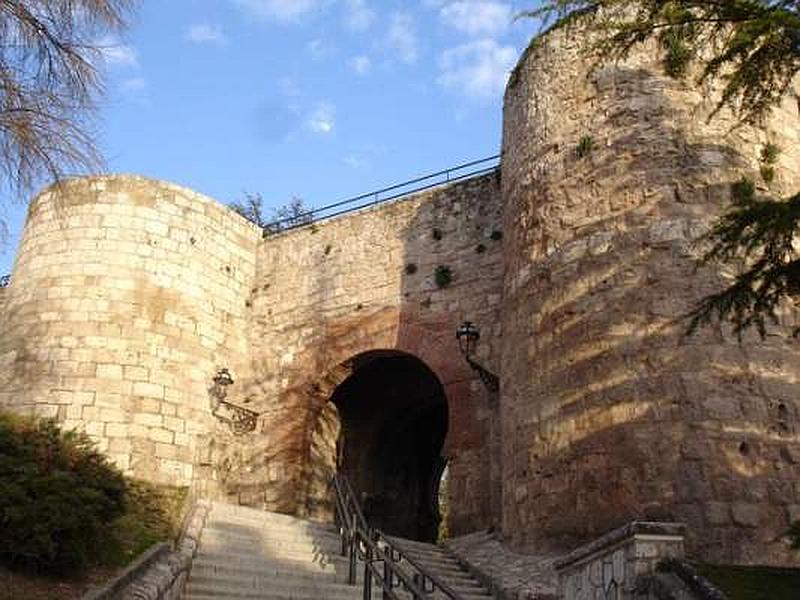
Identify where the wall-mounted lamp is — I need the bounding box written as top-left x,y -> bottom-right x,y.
208,368 -> 260,435
456,321 -> 499,393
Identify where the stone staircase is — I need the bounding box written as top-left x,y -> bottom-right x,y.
183,501 -> 494,599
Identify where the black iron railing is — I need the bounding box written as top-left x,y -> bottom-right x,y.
265,155 -> 500,234
332,473 -> 465,600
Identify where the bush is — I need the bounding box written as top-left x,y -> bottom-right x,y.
108,481 -> 187,567
0,412 -> 127,573
789,521 -> 800,550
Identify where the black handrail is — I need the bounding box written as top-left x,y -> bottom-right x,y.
265,155 -> 500,234
332,472 -> 466,600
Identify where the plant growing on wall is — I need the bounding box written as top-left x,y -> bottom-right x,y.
789,521 -> 800,550
521,0 -> 800,338
759,143 -> 780,185
576,135 -> 595,158
434,265 -> 453,288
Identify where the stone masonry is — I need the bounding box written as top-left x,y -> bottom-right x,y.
501,29 -> 800,565
1,23 -> 799,570
0,172 -> 504,538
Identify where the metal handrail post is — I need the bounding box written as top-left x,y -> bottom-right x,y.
349,530 -> 357,585
383,553 -> 392,600
363,537 -> 373,600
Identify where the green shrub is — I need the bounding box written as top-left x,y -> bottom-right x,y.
0,412 -> 127,573
789,521 -> 800,550
108,481 -> 188,567
434,266 -> 453,288
761,142 -> 780,165
576,135 -> 595,158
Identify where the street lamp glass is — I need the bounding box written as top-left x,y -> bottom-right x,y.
456,321 -> 480,357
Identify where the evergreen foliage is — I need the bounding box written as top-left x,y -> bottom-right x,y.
789,521 -> 800,549
521,1 -> 800,124
521,1 -> 800,338
0,412 -> 127,572
687,178 -> 800,338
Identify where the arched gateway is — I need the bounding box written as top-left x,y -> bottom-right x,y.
330,350 -> 448,542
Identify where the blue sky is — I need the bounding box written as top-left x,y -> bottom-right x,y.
0,1 -> 539,274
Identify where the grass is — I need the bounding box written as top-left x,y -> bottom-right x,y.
694,564 -> 800,600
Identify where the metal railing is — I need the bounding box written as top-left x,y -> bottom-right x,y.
265,155 -> 500,234
332,473 -> 465,600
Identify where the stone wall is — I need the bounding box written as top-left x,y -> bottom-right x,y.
0,176 -> 260,485
218,173 -> 504,534
501,28 -> 800,564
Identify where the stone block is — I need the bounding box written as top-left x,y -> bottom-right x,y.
149,427 -> 174,444
133,412 -> 163,428
134,381 -> 165,399
105,423 -> 129,437
731,503 -> 762,528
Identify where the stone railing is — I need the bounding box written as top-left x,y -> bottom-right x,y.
555,522 -> 687,600
82,499 -> 210,600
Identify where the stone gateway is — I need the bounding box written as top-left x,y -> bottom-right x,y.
0,28 -> 798,568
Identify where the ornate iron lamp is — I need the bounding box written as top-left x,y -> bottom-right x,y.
456,321 -> 499,393
208,368 -> 260,435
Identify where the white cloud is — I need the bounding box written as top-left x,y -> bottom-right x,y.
440,1 -> 512,37
120,77 -> 146,92
232,0 -> 326,23
185,24 -> 227,44
307,38 -> 335,60
344,155 -> 368,169
438,39 -> 517,99
97,35 -> 138,67
386,13 -> 418,64
348,55 -> 371,75
306,102 -> 335,134
343,0 -> 375,31
278,76 -> 301,97
119,77 -> 150,106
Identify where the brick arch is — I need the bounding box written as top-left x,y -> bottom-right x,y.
303,345 -> 452,539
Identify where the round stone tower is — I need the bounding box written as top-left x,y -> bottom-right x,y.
0,176 -> 259,486
500,30 -> 800,565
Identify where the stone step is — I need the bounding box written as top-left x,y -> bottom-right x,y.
201,527 -> 343,554
184,583 -> 365,600
194,547 -> 349,573
204,516 -> 339,539
184,502 -> 494,600
209,503 -> 332,527
191,558 -> 482,591
199,540 -> 340,564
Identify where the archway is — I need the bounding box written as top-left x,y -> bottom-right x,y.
330,350 -> 448,542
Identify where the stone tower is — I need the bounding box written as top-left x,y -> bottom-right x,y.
500,29 -> 800,565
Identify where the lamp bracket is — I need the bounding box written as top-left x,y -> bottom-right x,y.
466,356 -> 499,394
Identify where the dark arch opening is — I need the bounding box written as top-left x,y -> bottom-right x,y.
330,350 -> 448,542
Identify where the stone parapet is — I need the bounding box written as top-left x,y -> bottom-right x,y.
82,500 -> 210,600
556,522 -> 686,600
